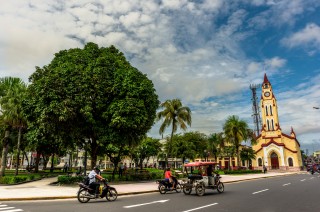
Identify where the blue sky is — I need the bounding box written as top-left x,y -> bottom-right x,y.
1,0 -> 320,155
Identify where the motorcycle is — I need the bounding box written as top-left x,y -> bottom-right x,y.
77,179 -> 118,203
156,176 -> 182,194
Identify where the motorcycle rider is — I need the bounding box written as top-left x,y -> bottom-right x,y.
88,166 -> 104,197
164,167 -> 175,190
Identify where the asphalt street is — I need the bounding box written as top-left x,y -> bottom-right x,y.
3,173 -> 320,212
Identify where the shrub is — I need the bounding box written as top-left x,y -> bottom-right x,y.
224,170 -> 262,174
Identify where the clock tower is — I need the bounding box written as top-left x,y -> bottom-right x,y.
252,74 -> 302,171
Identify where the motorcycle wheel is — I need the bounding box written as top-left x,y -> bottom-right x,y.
217,182 -> 224,193
183,186 -> 192,195
106,188 -> 118,201
175,183 -> 182,193
159,184 -> 167,194
77,189 -> 90,203
195,184 -> 205,196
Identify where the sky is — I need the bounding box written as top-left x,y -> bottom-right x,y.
1,0 -> 320,155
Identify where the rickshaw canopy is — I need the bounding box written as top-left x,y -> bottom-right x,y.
184,162 -> 217,167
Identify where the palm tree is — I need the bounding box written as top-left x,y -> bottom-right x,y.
0,77 -> 27,176
157,99 -> 191,166
223,115 -> 250,169
208,132 -> 225,162
240,147 -> 256,168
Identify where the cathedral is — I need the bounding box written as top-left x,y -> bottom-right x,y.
252,74 -> 302,171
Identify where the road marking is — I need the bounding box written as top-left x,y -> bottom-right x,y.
0,207 -> 15,210
123,199 -> 169,208
182,203 -> 218,212
310,177 -> 314,179
300,179 -> 306,181
0,203 -> 23,212
283,183 -> 291,186
252,189 -> 269,194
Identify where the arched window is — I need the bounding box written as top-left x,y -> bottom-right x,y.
271,119 -> 274,131
288,158 -> 293,166
269,105 -> 273,115
258,158 -> 262,166
267,120 -> 270,131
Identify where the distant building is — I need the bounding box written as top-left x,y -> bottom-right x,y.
252,74 -> 303,171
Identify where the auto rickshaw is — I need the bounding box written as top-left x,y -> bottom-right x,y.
182,162 -> 224,196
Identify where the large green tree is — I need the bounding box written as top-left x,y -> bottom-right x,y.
0,77 -> 27,177
223,115 -> 251,168
157,99 -> 191,166
24,42 -> 159,169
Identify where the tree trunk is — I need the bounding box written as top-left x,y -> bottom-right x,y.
0,129 -> 10,177
90,138 -> 98,170
15,127 -> 22,176
50,153 -> 54,173
35,151 -> 40,173
23,151 -> 29,169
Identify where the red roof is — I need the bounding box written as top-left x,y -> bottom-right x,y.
184,162 -> 217,167
263,73 -> 270,84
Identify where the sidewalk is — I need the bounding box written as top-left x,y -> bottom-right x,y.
0,171 -> 306,201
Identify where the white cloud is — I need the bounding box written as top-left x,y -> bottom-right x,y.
0,0 -> 320,154
282,23 -> 320,51
264,57 -> 287,69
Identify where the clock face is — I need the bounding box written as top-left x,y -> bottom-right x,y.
264,92 -> 270,97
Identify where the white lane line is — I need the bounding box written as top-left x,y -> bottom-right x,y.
252,189 -> 269,194
182,203 -> 218,212
0,209 -> 23,212
0,207 -> 15,210
0,205 -> 8,207
310,177 -> 314,179
123,199 -> 169,208
283,183 -> 291,186
301,179 -> 306,181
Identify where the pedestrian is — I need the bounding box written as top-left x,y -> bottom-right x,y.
263,165 -> 267,174
63,162 -> 68,173
119,163 -> 124,177
124,163 -> 127,174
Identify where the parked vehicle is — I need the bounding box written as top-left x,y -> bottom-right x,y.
182,162 -> 224,196
156,176 -> 182,194
77,179 -> 117,203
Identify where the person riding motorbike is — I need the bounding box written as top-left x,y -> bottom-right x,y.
164,167 -> 175,190
88,166 -> 104,197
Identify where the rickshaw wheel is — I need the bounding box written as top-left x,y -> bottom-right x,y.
217,182 -> 224,193
196,184 -> 205,196
183,186 -> 192,195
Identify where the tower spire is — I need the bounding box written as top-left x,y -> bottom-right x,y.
263,73 -> 270,84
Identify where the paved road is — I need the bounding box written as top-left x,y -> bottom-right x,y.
4,173 -> 320,212
0,171 -> 301,201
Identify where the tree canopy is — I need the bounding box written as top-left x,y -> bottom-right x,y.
24,42 -> 159,168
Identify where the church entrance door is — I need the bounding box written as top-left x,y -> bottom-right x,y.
270,152 -> 279,169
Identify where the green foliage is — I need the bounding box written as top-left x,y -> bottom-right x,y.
24,42 -> 159,168
0,174 -> 42,184
224,170 -> 262,174
57,175 -> 84,184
